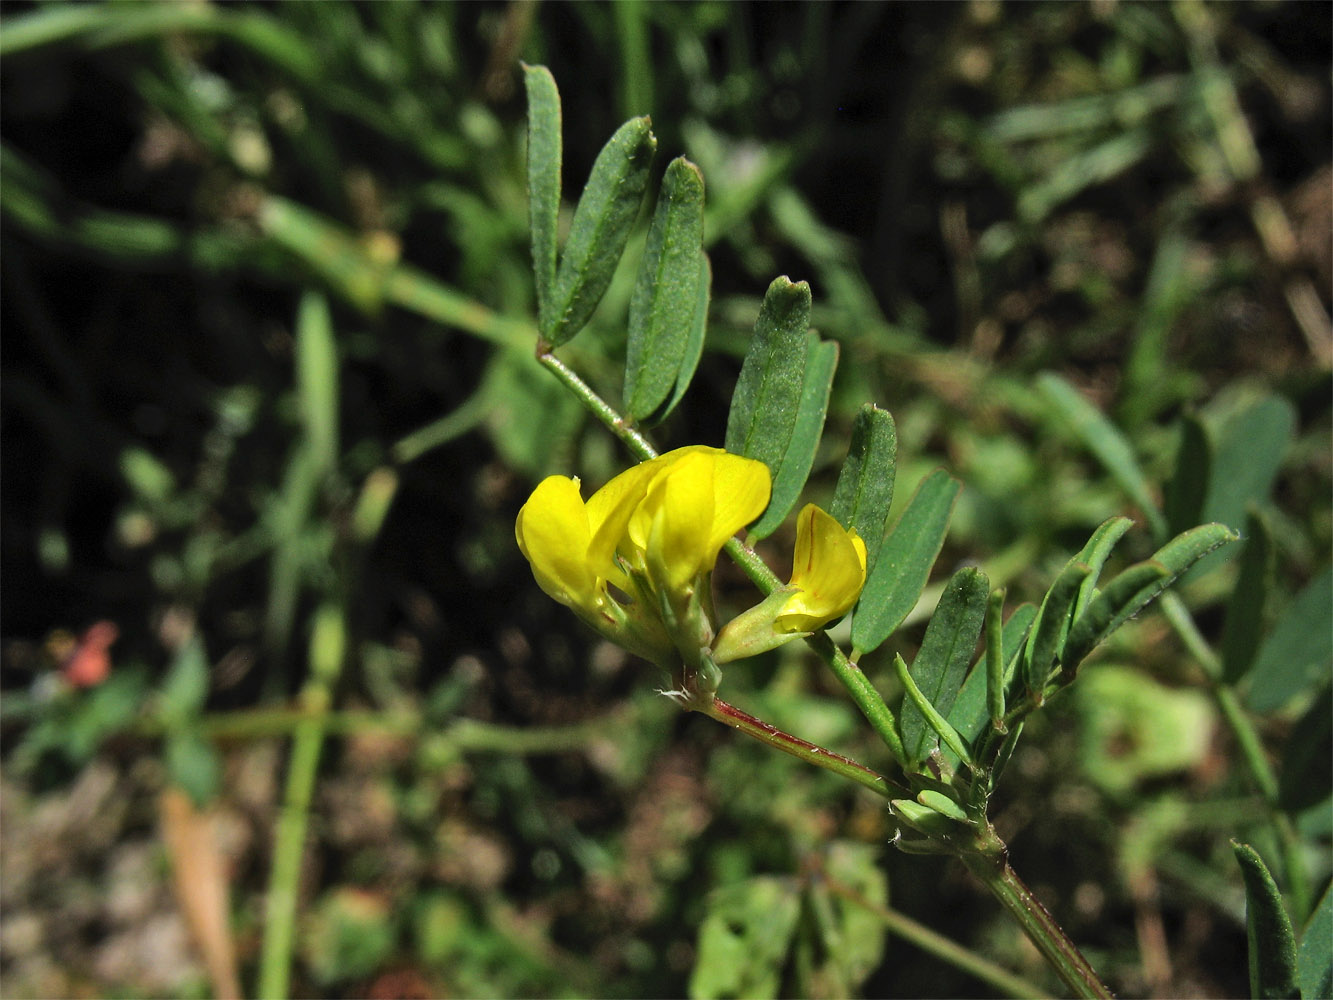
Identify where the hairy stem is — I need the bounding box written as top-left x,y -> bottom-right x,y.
961,844 -> 1115,999
702,697 -> 895,798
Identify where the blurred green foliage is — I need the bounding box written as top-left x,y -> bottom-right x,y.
1,2 -> 1329,998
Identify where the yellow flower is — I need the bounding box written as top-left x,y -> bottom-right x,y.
775,504 -> 867,633
515,446 -> 771,619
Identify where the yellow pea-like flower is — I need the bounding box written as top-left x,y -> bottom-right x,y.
775,504 -> 867,633
515,446 -> 771,650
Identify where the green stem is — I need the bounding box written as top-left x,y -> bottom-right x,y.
702,697 -> 895,799
819,868 -> 1055,1000
257,688 -> 329,1000
1159,591 -> 1312,919
536,348 -> 657,460
961,846 -> 1114,999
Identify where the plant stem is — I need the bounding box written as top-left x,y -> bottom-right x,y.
819,868 -> 1055,1000
536,348 -> 657,460
702,697 -> 895,798
1159,590 -> 1312,920
961,845 -> 1115,999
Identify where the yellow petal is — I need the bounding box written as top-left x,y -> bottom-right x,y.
643,450 -> 718,592
705,451 -> 772,553
515,476 -> 599,610
776,504 -> 867,632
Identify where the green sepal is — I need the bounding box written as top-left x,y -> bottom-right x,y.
522,64 -> 561,333
830,404 -> 897,576
1232,841 -> 1298,1000
624,157 -> 706,422
546,116 -> 657,346
725,276 -> 811,474
850,469 -> 960,656
711,587 -> 803,664
748,334 -> 838,539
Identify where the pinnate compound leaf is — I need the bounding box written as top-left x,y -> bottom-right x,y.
1062,523 -> 1239,672
749,335 -> 838,539
1221,509 -> 1275,685
830,405 -> 897,575
523,64 -> 561,332
1246,565 -> 1333,713
546,116 -> 656,346
1232,842 -> 1298,1000
1023,559 -> 1092,695
1299,883 -> 1332,1000
624,157 -> 706,422
725,276 -> 810,473
1037,372 -> 1168,541
851,469 -> 960,656
690,878 -> 801,1000
902,567 -> 989,763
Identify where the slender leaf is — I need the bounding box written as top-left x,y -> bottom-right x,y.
985,588 -> 1006,729
523,64 -> 561,333
1233,842 -> 1298,1000
749,335 -> 838,539
547,116 -> 656,346
1023,560 -> 1092,695
1164,413 -> 1211,536
902,568 -> 989,762
657,252 -> 710,422
1037,372 -> 1168,541
1246,566 -> 1333,713
1298,883 -> 1332,1000
1072,516 -> 1134,618
1279,685 -> 1332,815
851,470 -> 960,656
830,405 -> 897,575
948,602 -> 1038,754
1204,394 -> 1297,532
624,157 -> 706,421
295,291 -> 339,478
725,276 -> 811,473
1222,510 -> 1275,685
1063,523 -> 1239,671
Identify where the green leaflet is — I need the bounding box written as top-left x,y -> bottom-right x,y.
851,469 -> 960,656
1062,523 -> 1239,672
901,567 -> 989,764
1203,394 -> 1297,533
748,335 -> 838,539
659,252 -> 710,421
1221,510 -> 1275,686
1022,559 -> 1091,695
546,116 -> 657,347
725,276 -> 811,474
830,404 -> 897,575
1246,565 -> 1333,714
1233,842 -> 1298,1000
1071,516 -> 1134,619
1164,413 -> 1210,537
1298,883 -> 1333,1000
946,602 -> 1038,756
522,64 -> 561,334
1037,372 -> 1168,542
624,157 -> 707,422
